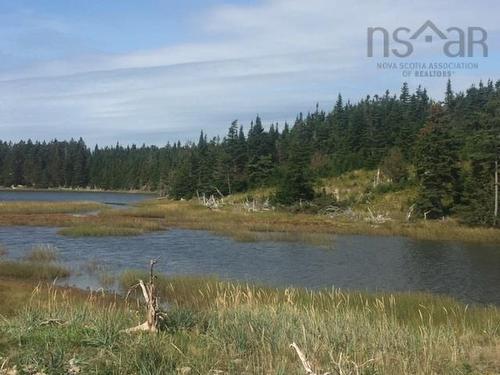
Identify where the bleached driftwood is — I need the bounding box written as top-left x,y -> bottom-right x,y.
406,204 -> 415,222
291,342 -> 375,375
366,207 -> 391,224
123,259 -> 162,333
290,342 -> 317,375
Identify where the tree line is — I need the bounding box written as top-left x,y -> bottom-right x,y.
0,79 -> 498,226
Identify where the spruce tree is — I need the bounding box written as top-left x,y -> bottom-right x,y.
275,127 -> 314,205
414,106 -> 461,219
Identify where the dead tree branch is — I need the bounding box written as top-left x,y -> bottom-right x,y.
123,259 -> 162,333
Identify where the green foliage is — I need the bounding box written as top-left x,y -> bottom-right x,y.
1,80 -> 500,226
0,261 -> 69,280
381,147 -> 408,183
459,129 -> 499,226
414,106 -> 461,219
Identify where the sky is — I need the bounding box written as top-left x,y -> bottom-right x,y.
0,0 -> 499,146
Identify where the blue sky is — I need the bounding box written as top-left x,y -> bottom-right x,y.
0,0 -> 499,145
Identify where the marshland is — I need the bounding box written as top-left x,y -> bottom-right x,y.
1,82 -> 500,373
0,187 -> 498,373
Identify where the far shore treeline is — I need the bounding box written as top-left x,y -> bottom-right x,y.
1,79 -> 499,226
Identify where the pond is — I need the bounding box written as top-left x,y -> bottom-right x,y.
0,190 -> 155,206
0,225 -> 498,305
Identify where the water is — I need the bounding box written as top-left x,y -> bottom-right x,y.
0,190 -> 154,206
0,226 -> 499,305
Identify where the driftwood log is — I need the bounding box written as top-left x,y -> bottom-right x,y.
123,259 -> 162,333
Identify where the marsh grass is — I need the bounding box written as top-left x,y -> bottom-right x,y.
0,244 -> 7,257
58,217 -> 164,237
0,261 -> 69,280
59,224 -> 145,236
0,245 -> 68,281
23,244 -> 58,263
135,200 -> 500,244
0,201 -> 103,215
1,192 -> 498,243
0,275 -> 498,374
98,271 -> 116,289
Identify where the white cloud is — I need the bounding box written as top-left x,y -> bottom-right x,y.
0,0 -> 499,145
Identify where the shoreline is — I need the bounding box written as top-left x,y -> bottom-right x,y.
0,198 -> 499,243
0,186 -> 158,195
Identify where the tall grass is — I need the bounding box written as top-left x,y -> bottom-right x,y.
23,244 -> 58,263
0,245 -> 68,281
0,275 -> 498,374
0,261 -> 69,280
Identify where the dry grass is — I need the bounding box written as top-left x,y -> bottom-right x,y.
130,199 -> 500,243
0,201 -> 103,215
58,216 -> 164,236
1,274 -> 497,374
0,191 -> 498,243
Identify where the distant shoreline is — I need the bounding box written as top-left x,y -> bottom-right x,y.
0,186 -> 158,195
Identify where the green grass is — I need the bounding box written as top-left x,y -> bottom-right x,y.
58,219 -> 164,237
0,261 -> 69,280
58,224 -> 146,236
23,244 -> 59,263
0,245 -> 68,281
0,201 -> 104,215
0,274 -> 498,374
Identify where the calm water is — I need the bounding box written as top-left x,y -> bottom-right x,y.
0,190 -> 154,206
0,226 -> 499,305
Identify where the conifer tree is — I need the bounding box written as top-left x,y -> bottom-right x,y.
414,106 -> 461,219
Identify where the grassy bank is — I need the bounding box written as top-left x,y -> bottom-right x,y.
0,201 -> 104,215
0,184 -> 499,243
0,200 -> 165,237
128,199 -> 500,244
0,274 -> 498,374
0,245 -> 70,282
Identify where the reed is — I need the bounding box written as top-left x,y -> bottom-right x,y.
23,244 -> 59,263
0,260 -> 69,280
0,275 -> 498,374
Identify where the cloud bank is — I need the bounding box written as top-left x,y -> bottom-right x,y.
0,0 -> 499,145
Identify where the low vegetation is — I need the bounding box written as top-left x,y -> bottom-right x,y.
0,186 -> 499,244
0,273 -> 498,374
0,261 -> 69,281
0,201 -> 103,215
23,244 -> 59,263
132,198 -> 500,243
0,245 -> 69,282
